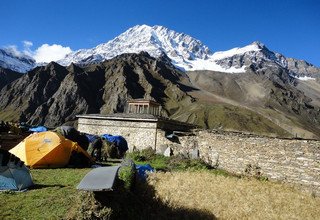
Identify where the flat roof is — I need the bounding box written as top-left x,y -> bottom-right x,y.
77,113 -> 196,127
76,113 -> 160,122
127,99 -> 160,106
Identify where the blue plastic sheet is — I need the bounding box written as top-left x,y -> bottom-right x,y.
136,164 -> 154,180
29,126 -> 47,132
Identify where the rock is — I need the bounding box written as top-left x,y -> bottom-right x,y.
156,144 -> 168,154
163,147 -> 172,157
209,150 -> 219,167
190,148 -> 199,159
179,149 -> 189,158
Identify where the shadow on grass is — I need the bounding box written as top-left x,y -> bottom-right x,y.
29,184 -> 65,190
83,180 -> 216,220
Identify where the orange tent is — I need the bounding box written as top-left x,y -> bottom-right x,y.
9,131 -> 94,168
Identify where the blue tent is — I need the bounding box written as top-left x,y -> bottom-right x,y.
0,150 -> 33,191
29,126 -> 47,132
101,134 -> 128,154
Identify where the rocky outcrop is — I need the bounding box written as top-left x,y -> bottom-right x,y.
286,58 -> 320,78
0,67 -> 22,90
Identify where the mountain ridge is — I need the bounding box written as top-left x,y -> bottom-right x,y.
1,25 -> 319,77
1,52 -> 320,139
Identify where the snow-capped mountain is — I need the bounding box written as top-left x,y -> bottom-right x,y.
1,24 -> 319,77
58,25 -> 320,76
212,41 -> 287,71
59,24 -> 213,70
0,48 -> 36,73
59,24 -> 249,72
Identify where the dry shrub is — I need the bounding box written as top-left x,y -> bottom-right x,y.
147,171 -> 320,219
66,192 -> 112,220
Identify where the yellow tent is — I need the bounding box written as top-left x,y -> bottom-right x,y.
10,131 -> 94,168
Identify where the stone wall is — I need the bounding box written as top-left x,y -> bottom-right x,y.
168,130 -> 320,195
78,118 -> 158,151
77,115 -> 320,194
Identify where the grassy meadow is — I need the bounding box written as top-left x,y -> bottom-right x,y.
1,153 -> 320,219
0,168 -> 91,219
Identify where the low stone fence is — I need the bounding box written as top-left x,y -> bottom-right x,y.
160,130 -> 320,195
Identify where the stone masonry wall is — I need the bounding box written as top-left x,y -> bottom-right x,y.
78,118 -> 158,151
166,130 -> 320,195
77,117 -> 320,194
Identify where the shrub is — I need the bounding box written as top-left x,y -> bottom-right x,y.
127,149 -> 212,172
118,159 -> 136,191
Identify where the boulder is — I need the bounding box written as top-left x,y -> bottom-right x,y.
163,147 -> 173,157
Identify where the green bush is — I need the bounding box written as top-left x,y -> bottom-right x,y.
126,149 -> 211,172
118,159 -> 135,191
129,147 -> 156,161
168,155 -> 210,171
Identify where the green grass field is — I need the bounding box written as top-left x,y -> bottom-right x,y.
0,168 -> 91,219
1,153 -> 320,219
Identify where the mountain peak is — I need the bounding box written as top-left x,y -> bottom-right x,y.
251,41 -> 265,48
58,24 -> 212,70
54,25 -> 319,75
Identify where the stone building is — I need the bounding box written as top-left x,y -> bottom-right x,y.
77,99 -> 194,151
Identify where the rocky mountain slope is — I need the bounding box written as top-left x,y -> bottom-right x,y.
0,67 -> 22,90
1,52 -> 320,138
0,52 -> 192,126
0,48 -> 36,73
184,67 -> 320,139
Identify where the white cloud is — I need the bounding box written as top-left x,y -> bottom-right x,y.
4,45 -> 24,57
22,40 -> 33,56
33,44 -> 72,63
23,40 -> 33,48
3,41 -> 73,63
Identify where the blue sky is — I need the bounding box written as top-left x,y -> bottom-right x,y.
1,0 -> 319,65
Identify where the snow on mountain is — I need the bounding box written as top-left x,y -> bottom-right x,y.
212,41 -> 289,71
211,43 -> 262,60
59,24 -> 215,70
59,25 -> 310,74
0,48 -> 36,73
59,25 -> 251,73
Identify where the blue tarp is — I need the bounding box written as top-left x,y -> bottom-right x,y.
29,126 -> 47,132
101,134 -> 128,153
85,134 -> 99,143
136,164 -> 154,180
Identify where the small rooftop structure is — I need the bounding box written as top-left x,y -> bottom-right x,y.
127,99 -> 162,116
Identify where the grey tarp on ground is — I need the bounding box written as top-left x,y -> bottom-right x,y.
77,166 -> 120,191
